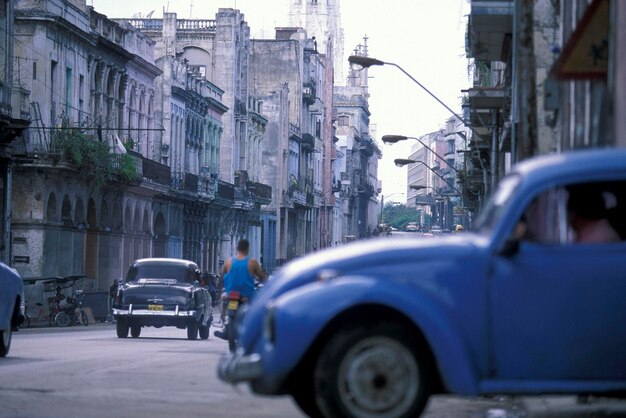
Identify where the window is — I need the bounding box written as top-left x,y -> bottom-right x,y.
79,75 -> 84,119
338,115 -> 349,127
65,67 -> 73,116
514,180 -> 626,245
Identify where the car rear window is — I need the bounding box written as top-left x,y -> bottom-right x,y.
126,264 -> 194,284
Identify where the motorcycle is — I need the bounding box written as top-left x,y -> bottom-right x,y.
224,290 -> 244,352
216,281 -> 263,352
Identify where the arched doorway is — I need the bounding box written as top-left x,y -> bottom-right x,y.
43,192 -> 59,275
153,212 -> 167,257
85,198 -> 98,281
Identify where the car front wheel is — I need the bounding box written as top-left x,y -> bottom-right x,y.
0,327 -> 11,357
314,323 -> 430,418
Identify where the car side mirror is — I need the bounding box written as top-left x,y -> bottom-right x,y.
498,238 -> 520,257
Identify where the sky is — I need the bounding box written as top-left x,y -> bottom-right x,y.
91,0 -> 470,203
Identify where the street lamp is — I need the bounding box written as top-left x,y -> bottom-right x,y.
380,192 -> 404,223
348,55 -> 469,130
382,134 -> 460,174
394,158 -> 463,196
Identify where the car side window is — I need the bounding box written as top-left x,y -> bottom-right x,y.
514,188 -> 565,244
513,181 -> 626,246
565,181 -> 625,244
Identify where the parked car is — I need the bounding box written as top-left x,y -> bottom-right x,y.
112,258 -> 212,340
0,262 -> 25,357
218,149 -> 626,418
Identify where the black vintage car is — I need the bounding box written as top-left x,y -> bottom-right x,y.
112,258 -> 212,340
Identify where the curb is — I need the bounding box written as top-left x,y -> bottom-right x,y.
522,396 -> 626,418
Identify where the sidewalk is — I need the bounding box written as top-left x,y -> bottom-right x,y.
522,396 -> 626,417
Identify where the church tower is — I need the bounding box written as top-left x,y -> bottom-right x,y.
289,0 -> 345,84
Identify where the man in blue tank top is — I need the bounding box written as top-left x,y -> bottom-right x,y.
222,239 -> 266,299
214,239 -> 266,340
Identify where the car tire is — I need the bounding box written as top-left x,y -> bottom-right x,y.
130,324 -> 141,338
0,327 -> 11,357
187,321 -> 198,340
199,323 -> 209,340
55,312 -> 71,327
292,379 -> 323,418
313,323 -> 431,418
116,318 -> 129,338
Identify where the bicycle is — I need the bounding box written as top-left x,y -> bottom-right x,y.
54,292 -> 88,327
21,302 -> 48,328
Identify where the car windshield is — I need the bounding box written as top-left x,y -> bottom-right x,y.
473,174 -> 521,235
126,264 -> 194,284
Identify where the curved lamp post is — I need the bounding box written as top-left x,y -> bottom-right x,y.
394,158 -> 463,196
382,134 -> 460,175
348,55 -> 466,128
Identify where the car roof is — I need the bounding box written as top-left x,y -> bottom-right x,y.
512,148 -> 626,182
131,258 -> 198,268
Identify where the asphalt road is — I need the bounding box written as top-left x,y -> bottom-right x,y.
0,323 -> 520,418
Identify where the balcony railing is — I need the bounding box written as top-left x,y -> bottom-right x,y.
143,157 -> 171,185
217,181 -> 235,202
303,81 -> 316,106
301,133 -> 315,152
177,19 -> 216,31
247,181 -> 272,202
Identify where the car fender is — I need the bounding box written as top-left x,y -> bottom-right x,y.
0,264 -> 21,330
265,274 -> 478,394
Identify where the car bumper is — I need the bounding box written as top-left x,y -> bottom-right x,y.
218,351 -> 264,384
112,307 -> 197,317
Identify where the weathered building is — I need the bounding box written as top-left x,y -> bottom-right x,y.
334,44 -> 381,239
0,0 -> 31,265
250,28 -> 331,266
289,0 -> 345,83
465,0 -> 625,202
11,0 -> 166,287
121,10 -> 272,266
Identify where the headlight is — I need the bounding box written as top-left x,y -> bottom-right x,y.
263,303 -> 276,345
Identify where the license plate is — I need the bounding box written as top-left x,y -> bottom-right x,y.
148,304 -> 164,311
227,300 -> 239,310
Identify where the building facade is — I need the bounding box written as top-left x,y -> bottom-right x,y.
122,10 -> 272,267
250,28 -> 332,266
334,43 -> 381,239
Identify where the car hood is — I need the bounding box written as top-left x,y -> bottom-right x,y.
243,233 -> 487,344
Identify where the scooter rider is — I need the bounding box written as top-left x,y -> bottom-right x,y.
215,239 -> 266,340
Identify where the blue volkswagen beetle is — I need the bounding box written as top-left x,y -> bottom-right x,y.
219,149 -> 626,418
0,262 -> 24,357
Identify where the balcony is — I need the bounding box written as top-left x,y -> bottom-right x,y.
234,187 -> 255,210
143,157 -> 171,185
357,136 -> 378,157
172,172 -> 199,193
197,176 -> 217,199
303,81 -> 317,106
301,133 -> 315,152
247,180 -> 272,205
468,0 -> 514,61
215,181 -> 235,206
289,123 -> 301,141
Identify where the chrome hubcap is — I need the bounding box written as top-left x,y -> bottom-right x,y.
338,336 -> 419,418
